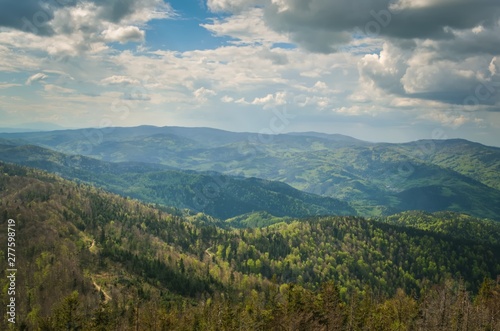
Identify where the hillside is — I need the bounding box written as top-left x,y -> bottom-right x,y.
399,139 -> 500,191
0,143 -> 354,219
382,210 -> 500,246
2,126 -> 500,220
1,162 -> 499,329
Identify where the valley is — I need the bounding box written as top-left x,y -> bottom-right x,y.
1,126 -> 499,330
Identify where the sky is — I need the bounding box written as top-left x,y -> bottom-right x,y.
0,0 -> 499,146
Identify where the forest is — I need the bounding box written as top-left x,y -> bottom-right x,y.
0,162 -> 499,330
2,127 -> 500,221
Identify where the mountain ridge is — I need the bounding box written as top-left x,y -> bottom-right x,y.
1,126 -> 499,220
0,143 -> 355,219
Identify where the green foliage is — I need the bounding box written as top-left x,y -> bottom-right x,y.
0,144 -> 355,220
214,216 -> 500,296
225,211 -> 292,228
1,162 -> 499,330
382,210 -> 500,246
2,127 -> 500,220
400,139 -> 500,191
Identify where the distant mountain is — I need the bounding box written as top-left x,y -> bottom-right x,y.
1,126 -> 499,220
398,139 -> 500,191
286,131 -> 364,143
0,122 -> 68,132
0,128 -> 41,133
0,143 -> 355,219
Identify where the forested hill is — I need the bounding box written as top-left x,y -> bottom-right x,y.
1,126 -> 500,220
382,210 -> 500,246
1,162 -> 499,330
0,143 -> 354,219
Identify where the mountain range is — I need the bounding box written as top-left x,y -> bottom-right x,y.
1,125 -> 499,221
0,142 -> 354,221
0,126 -> 499,329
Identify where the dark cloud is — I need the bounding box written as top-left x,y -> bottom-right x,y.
0,0 -> 56,35
95,0 -> 141,23
384,2 -> 500,39
0,0 -> 166,35
261,0 -> 500,53
429,31 -> 500,60
284,28 -> 350,54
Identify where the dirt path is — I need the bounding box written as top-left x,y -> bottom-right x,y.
92,279 -> 112,303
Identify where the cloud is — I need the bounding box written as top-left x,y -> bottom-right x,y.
0,0 -> 173,35
45,1 -> 162,54
201,8 -> 289,46
0,0 -> 55,35
194,87 -> 217,102
0,0 -> 173,62
251,91 -> 287,107
252,93 -> 275,105
2,0 -> 499,145
417,108 -> 483,128
356,40 -> 500,106
205,0 -> 500,54
490,57 -> 499,76
335,105 -> 374,116
26,73 -> 48,85
258,47 -> 289,65
357,42 -> 408,95
122,91 -> 151,101
207,0 -> 266,13
102,26 -> 145,43
420,25 -> 500,59
44,84 -> 75,94
0,83 -> 22,89
93,0 -> 173,24
101,75 -> 140,85
221,95 -> 234,103
293,93 -> 333,109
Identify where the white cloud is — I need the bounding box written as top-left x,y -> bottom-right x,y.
251,91 -> 287,108
102,26 -> 145,44
221,95 -> 234,103
295,95 -> 332,109
472,25 -> 485,34
358,42 -> 407,95
252,93 -> 274,105
0,82 -> 22,89
0,0 -> 173,61
194,87 -> 217,102
313,81 -> 328,90
235,97 -> 248,104
101,75 -> 140,85
26,73 -> 48,85
201,8 -> 289,46
418,110 -> 476,128
334,105 -> 383,117
44,84 -> 75,94
489,57 -> 498,76
207,0 -> 264,13
389,0 -> 462,11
